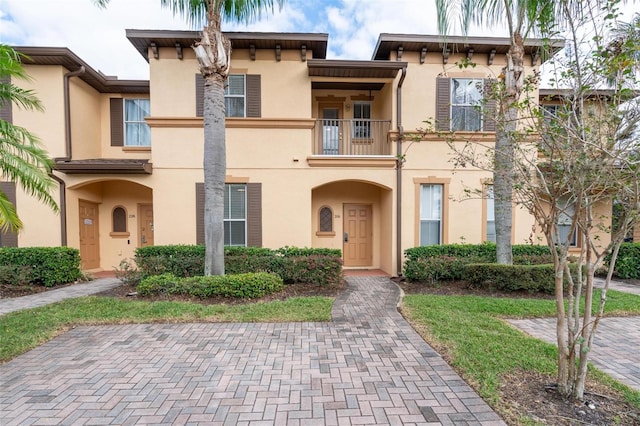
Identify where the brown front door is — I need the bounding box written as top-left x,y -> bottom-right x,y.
79,200 -> 100,269
138,204 -> 154,247
343,204 -> 372,267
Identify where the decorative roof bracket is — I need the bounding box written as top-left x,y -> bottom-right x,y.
467,48 -> 474,60
420,46 -> 427,64
488,48 -> 496,65
397,46 -> 403,61
301,44 -> 307,62
250,44 -> 256,61
150,42 -> 159,60
275,44 -> 281,62
175,43 -> 183,60
442,48 -> 449,64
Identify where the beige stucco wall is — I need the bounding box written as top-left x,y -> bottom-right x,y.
69,77 -> 102,160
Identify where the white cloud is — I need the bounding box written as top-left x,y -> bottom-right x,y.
1,0 -> 637,80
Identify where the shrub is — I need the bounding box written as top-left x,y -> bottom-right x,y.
279,256 -> 343,286
113,259 -> 143,286
403,255 -> 470,283
135,244 -> 343,286
607,243 -> 640,279
274,246 -> 342,258
0,247 -> 81,286
403,243 -> 554,283
464,263 -> 556,293
136,272 -> 284,299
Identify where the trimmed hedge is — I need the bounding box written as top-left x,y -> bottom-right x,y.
133,245 -> 343,286
608,243 -> 640,279
464,263 -> 557,294
136,272 -> 284,299
403,243 -> 553,282
0,247 -> 81,287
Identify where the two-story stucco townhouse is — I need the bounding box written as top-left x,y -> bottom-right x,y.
3,30 -> 599,275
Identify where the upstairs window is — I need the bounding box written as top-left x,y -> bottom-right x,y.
451,78 -> 483,131
124,99 -> 150,146
225,74 -> 246,117
557,199 -> 578,247
436,77 -> 495,132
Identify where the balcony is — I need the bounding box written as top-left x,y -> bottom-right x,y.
313,119 -> 392,156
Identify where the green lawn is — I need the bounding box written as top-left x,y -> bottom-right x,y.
401,289 -> 640,412
0,295 -> 332,363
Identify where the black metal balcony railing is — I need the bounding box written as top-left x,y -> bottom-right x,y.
313,119 -> 391,156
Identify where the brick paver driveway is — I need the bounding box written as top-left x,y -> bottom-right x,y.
1,276 -> 505,425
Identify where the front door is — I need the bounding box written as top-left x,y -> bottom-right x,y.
343,204 -> 372,267
79,200 -> 100,269
138,204 -> 154,247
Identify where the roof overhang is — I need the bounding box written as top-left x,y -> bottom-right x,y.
15,47 -> 149,94
308,60 -> 406,91
126,29 -> 329,61
54,159 -> 152,174
372,33 -> 564,64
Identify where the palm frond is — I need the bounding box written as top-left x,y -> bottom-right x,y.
0,191 -> 22,233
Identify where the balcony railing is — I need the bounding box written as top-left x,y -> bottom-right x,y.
313,119 -> 391,156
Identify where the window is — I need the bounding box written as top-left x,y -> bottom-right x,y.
420,184 -> 443,245
318,206 -> 334,234
557,199 -> 578,247
436,77 -> 495,132
352,102 -> 371,139
225,74 -> 246,117
112,207 -> 127,233
224,184 -> 247,246
485,185 -> 496,242
124,99 -> 150,146
451,78 -> 483,131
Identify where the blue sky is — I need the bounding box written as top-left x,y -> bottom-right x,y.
0,0 -> 637,80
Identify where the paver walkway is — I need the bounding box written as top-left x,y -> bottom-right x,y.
509,277 -> 640,392
0,276 -> 506,425
0,278 -> 122,316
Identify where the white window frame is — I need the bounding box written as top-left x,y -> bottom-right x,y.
485,185 -> 496,243
450,78 -> 483,131
557,199 -> 578,247
225,74 -> 246,118
124,98 -> 151,146
420,184 -> 443,245
224,184 -> 247,246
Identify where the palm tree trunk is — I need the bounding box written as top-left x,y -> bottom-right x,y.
203,73 -> 226,276
195,12 -> 231,276
494,33 -> 525,265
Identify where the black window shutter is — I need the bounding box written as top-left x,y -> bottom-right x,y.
110,98 -> 123,147
483,79 -> 497,132
0,182 -> 18,247
246,75 -> 261,118
195,74 -> 204,117
195,182 -> 205,245
0,76 -> 12,123
246,183 -> 262,247
435,77 -> 451,131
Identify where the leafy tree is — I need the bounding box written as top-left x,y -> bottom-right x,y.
435,0 -> 617,264
96,0 -> 285,275
0,44 -> 58,233
445,7 -> 640,400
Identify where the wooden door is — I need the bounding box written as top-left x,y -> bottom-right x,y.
79,200 -> 100,269
138,204 -> 154,247
343,204 -> 372,267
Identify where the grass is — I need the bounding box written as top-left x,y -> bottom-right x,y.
401,289 -> 640,410
0,295 -> 333,363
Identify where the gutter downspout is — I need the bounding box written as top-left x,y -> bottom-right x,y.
396,65 -> 407,277
53,66 -> 85,246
